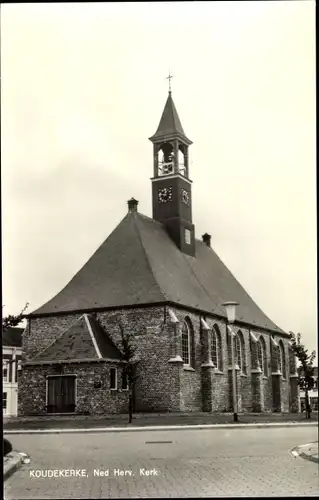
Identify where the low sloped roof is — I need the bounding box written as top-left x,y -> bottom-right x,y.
31,211 -> 284,334
31,314 -> 123,362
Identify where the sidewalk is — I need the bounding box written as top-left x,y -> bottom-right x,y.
4,451 -> 30,481
4,411 -> 318,432
293,442 -> 319,464
298,442 -> 319,464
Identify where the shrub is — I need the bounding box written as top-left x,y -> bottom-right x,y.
4,438 -> 13,456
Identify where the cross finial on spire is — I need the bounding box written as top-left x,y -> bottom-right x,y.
166,70 -> 173,93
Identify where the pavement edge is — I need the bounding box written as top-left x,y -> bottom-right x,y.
3,421 -> 318,435
299,452 -> 319,464
292,442 -> 319,464
4,451 -> 24,481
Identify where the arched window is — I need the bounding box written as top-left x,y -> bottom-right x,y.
279,340 -> 286,378
235,331 -> 246,373
211,324 -> 223,371
257,336 -> 267,376
181,318 -> 194,367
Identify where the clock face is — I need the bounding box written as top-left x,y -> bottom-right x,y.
181,189 -> 190,205
158,187 -> 173,203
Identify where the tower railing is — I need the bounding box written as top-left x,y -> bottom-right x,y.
158,162 -> 186,176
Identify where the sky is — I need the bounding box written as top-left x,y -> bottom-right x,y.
1,2 -> 316,359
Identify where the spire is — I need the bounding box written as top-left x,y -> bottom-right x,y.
149,86 -> 192,145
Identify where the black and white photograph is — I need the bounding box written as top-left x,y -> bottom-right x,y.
2,1 -> 317,498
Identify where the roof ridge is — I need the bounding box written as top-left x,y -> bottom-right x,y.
133,213 -> 168,302
170,95 -> 184,135
84,314 -> 102,359
86,314 -> 123,357
31,314 -> 85,361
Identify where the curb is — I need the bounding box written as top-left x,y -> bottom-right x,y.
292,442 -> 319,464
299,451 -> 319,464
4,421 -> 317,435
4,452 -> 24,481
298,442 -> 319,464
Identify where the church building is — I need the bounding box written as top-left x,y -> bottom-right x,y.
19,87 -> 300,416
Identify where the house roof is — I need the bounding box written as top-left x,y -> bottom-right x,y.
30,211 -> 285,334
149,92 -> 192,144
2,327 -> 24,347
31,314 -> 123,362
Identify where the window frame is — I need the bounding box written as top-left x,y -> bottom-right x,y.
3,392 -> 7,411
258,336 -> 267,376
211,324 -> 223,371
110,367 -> 117,390
235,334 -> 242,371
236,331 -> 246,374
121,369 -> 129,390
3,360 -> 9,383
182,320 -> 191,366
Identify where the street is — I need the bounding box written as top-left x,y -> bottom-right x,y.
4,426 -> 319,498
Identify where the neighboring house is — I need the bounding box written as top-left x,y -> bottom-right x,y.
2,327 -> 23,416
19,89 -> 300,417
299,366 -> 318,411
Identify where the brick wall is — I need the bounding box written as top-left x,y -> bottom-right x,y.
18,362 -> 129,416
19,306 -> 297,416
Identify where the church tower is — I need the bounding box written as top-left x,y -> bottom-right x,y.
149,82 -> 195,257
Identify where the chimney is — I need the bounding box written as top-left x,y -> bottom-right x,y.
127,198 -> 139,213
202,233 -> 211,247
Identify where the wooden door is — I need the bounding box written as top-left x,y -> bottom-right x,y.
47,376 -> 76,413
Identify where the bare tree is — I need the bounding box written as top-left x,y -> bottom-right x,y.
289,331 -> 316,419
2,303 -> 29,330
118,324 -> 140,424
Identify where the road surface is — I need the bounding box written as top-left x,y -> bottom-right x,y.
4,426 -> 319,498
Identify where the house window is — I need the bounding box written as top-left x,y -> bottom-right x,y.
122,370 -> 128,390
3,361 -> 9,383
110,368 -> 117,390
3,392 -> 7,412
211,324 -> 223,371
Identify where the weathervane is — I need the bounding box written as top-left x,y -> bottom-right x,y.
166,70 -> 173,93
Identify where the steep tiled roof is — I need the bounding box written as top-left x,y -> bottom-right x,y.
31,212 -> 284,334
2,327 -> 24,347
149,92 -> 192,144
32,314 -> 123,362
